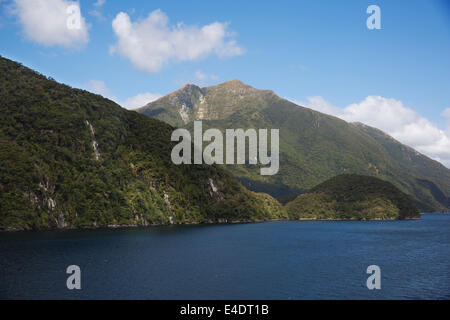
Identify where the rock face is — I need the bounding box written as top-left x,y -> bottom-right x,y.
137,81 -> 450,213
137,80 -> 275,126
0,56 -> 286,230
285,174 -> 420,220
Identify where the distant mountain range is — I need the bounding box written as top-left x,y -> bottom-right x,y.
0,57 -> 286,230
137,80 -> 450,212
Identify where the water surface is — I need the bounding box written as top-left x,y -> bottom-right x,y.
1,214 -> 449,299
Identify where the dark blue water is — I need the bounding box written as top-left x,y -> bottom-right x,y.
1,214 -> 449,299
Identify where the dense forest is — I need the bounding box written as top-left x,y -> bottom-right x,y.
285,174 -> 420,220
0,56 -> 286,230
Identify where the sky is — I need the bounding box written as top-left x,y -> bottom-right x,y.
1,0 -> 450,166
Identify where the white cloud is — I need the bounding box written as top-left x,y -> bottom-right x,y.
12,0 -> 89,48
85,80 -> 160,110
297,96 -> 450,168
110,9 -> 244,73
122,92 -> 161,110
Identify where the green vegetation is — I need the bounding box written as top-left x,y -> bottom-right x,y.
138,81 -> 450,212
0,57 -> 287,230
285,174 -> 420,220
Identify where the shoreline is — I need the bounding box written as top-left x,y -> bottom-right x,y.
0,215 -> 434,232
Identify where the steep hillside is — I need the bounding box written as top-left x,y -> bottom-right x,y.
285,174 -> 420,220
137,81 -> 450,212
0,57 -> 286,230
353,122 -> 450,211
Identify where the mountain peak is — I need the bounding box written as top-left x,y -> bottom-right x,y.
138,79 -> 277,125
211,79 -> 271,92
204,79 -> 275,97
218,79 -> 248,87
179,83 -> 201,91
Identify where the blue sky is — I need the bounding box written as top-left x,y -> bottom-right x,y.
1,0 -> 450,165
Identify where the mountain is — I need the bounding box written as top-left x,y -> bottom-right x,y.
0,57 -> 286,230
137,80 -> 450,212
285,174 -> 420,220
353,122 -> 450,210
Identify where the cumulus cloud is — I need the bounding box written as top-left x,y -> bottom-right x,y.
110,9 -> 244,73
12,0 -> 89,48
297,96 -> 450,168
85,80 -> 160,110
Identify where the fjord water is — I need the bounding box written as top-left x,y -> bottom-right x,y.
1,214 -> 449,299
